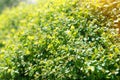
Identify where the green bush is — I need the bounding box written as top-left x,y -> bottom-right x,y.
0,0 -> 120,80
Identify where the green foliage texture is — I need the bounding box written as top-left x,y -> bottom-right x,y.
0,0 -> 120,80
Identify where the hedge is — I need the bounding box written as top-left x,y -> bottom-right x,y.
0,0 -> 120,80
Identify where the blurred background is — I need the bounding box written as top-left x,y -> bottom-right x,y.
0,0 -> 37,13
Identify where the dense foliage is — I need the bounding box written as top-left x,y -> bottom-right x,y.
0,0 -> 120,80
